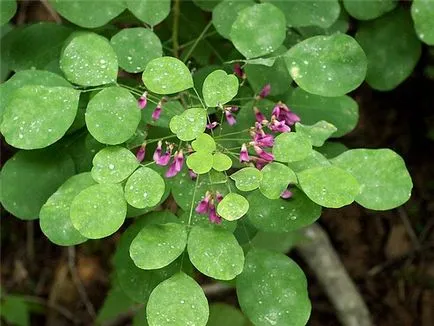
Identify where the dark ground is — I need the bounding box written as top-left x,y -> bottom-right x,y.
1,2 -> 434,326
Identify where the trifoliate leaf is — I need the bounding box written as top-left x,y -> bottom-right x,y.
187,226 -> 244,280
230,167 -> 262,192
1,85 -> 79,149
126,0 -> 171,26
217,193 -> 249,221
331,149 -> 412,210
295,121 -> 337,147
130,223 -> 187,269
142,57 -> 193,94
91,146 -> 139,184
202,70 -> 238,107
259,162 -> 297,199
86,87 -> 141,145
212,0 -> 255,39
212,153 -> 232,172
186,152 -> 214,174
70,184 -> 127,239
124,167 -> 165,209
192,133 -> 216,153
60,32 -> 118,86
273,132 -> 312,163
169,108 -> 207,141
288,150 -> 330,173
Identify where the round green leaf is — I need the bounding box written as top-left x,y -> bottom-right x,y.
208,303 -> 248,326
251,231 -> 296,253
192,133 -> 216,153
237,249 -> 311,326
91,146 -> 139,184
86,87 -> 141,145
298,165 -> 360,208
39,173 -> 95,246
259,162 -> 297,200
111,28 -> 162,73
125,167 -> 165,209
331,149 -> 412,210
412,0 -> 434,45
248,189 -> 321,232
70,183 -> 127,239
126,0 -> 171,26
202,70 -> 239,107
0,69 -> 71,124
169,108 -> 207,141
230,3 -> 286,58
130,223 -> 187,270
179,209 -> 237,233
212,152 -> 232,171
217,193 -> 249,221
285,34 -> 367,96
288,87 -> 359,138
60,32 -> 118,86
295,121 -> 337,147
343,0 -> 397,20
230,167 -> 262,192
316,141 -> 348,159
0,149 -> 75,220
355,8 -> 421,90
288,150 -> 331,173
273,132 -> 312,163
146,273 -> 209,326
1,85 -> 79,149
49,0 -> 125,28
212,0 -> 255,39
187,226 -> 244,280
266,0 -> 340,28
142,57 -> 193,94
186,152 -> 214,174
0,0 -> 17,26
193,0 -> 221,11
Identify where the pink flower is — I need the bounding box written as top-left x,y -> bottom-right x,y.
240,143 -> 250,162
225,110 -> 236,125
153,141 -> 171,166
165,150 -> 184,178
233,63 -> 246,79
196,192 -> 211,214
136,143 -> 146,162
188,169 -> 197,179
253,132 -> 274,148
258,84 -> 271,99
253,157 -> 268,170
272,102 -> 300,126
253,145 -> 274,162
138,91 -> 147,109
281,189 -> 293,199
206,121 -> 218,129
216,192 -> 223,203
254,107 -> 266,123
152,106 -> 161,121
208,203 -> 222,224
269,116 -> 291,133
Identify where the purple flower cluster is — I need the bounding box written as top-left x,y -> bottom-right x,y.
195,191 -> 224,224
137,92 -> 167,121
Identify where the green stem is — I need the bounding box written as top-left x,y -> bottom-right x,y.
182,20 -> 213,63
172,0 -> 180,57
179,31 -> 217,49
214,129 -> 250,139
216,138 -> 250,142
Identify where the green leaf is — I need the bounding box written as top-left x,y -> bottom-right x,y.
202,70 -> 239,107
126,0 -> 171,26
298,165 -> 360,208
179,209 -> 237,233
91,146 -> 139,184
343,0 -> 397,20
237,249 -> 311,326
186,152 -> 214,174
0,295 -> 29,326
3,22 -> 73,71
169,108 -> 207,141
1,86 -> 79,149
207,303 -> 248,326
124,167 -> 166,209
113,213 -> 181,303
0,70 -> 71,123
187,226 -> 244,280
212,153 -> 232,172
111,28 -> 162,73
355,8 -> 421,91
142,57 -> 193,94
331,149 -> 412,210
259,162 -> 297,200
0,149 -> 75,220
146,273 -> 209,326
130,223 -> 187,270
212,0 -> 255,39
193,0 -> 221,11
288,150 -> 330,173
251,231 -> 296,253
60,32 -> 118,86
49,0 -> 125,28
412,0 -> 434,45
230,167 -> 262,192
230,3 -> 286,58
192,133 -> 216,153
86,87 -> 141,145
70,183 -> 126,239
285,34 -> 367,97
247,189 -> 321,232
0,0 -> 16,26
217,193 -> 249,221
295,121 -> 337,147
287,87 -> 358,138
273,132 -> 312,163
245,57 -> 292,96
316,141 -> 348,159
39,173 -> 95,246
96,280 -> 135,324
265,0 -> 340,28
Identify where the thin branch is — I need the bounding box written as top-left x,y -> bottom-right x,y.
397,207 -> 421,250
202,282 -> 233,297
67,247 -> 96,318
296,223 -> 373,326
40,0 -> 62,23
26,221 -> 34,263
20,295 -> 78,324
172,0 -> 180,57
182,20 -> 213,63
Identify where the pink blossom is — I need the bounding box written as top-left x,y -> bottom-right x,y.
208,203 -> 222,224
216,192 -> 223,203
136,144 -> 146,162
225,110 -> 236,125
165,150 -> 184,178
206,121 -> 218,129
196,192 -> 211,214
152,106 -> 161,121
253,145 -> 274,162
281,189 -> 293,199
269,116 -> 291,133
138,91 -> 147,109
153,141 -> 171,166
188,169 -> 197,179
233,63 -> 246,79
254,132 -> 274,148
239,143 -> 250,162
254,107 -> 266,123
258,84 -> 271,99
272,102 -> 300,126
